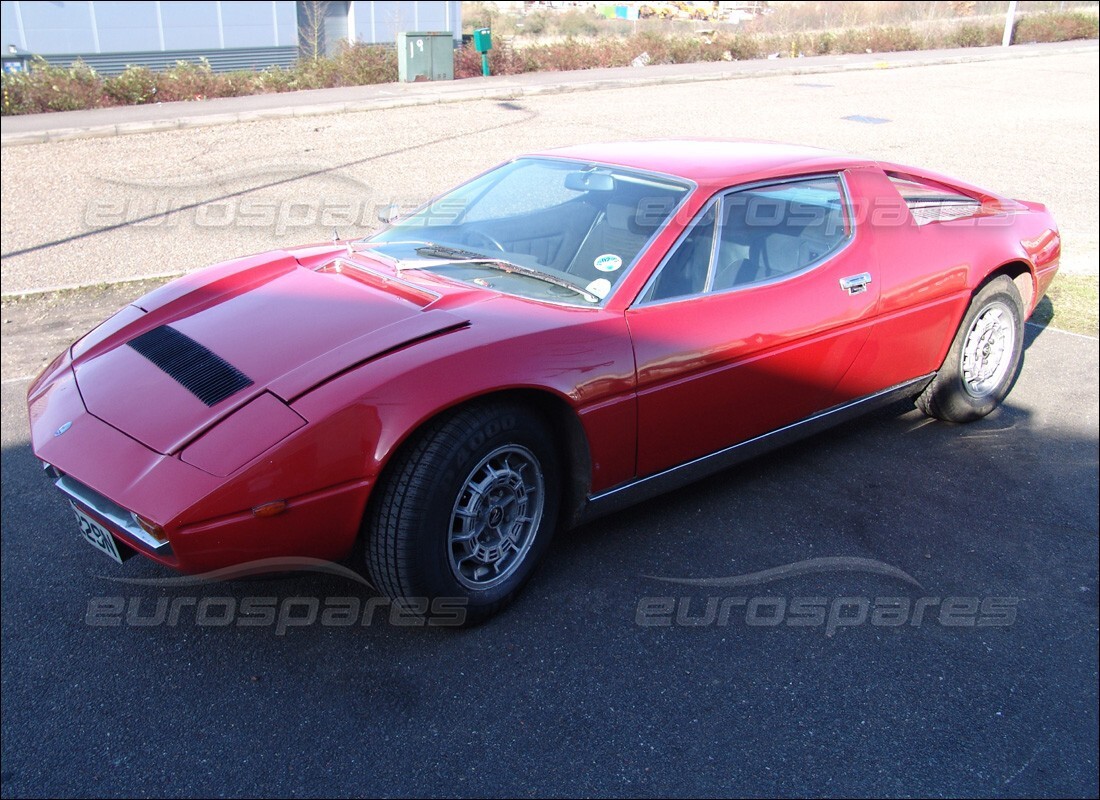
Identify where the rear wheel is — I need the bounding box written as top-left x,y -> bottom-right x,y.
917,275 -> 1025,423
365,402 -> 559,625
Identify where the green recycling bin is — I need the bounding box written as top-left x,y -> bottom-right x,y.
397,31 -> 455,82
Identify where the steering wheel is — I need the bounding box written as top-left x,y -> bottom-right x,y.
465,230 -> 507,253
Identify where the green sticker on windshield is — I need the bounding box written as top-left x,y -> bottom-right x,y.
594,253 -> 622,272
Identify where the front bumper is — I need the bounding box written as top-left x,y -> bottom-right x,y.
30,363 -> 372,574
50,467 -> 173,556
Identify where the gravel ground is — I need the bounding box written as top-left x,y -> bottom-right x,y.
1,49 -> 1097,295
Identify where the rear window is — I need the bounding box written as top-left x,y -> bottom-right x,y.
887,172 -> 981,225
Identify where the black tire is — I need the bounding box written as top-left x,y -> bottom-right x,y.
916,275 -> 1025,423
364,401 -> 560,625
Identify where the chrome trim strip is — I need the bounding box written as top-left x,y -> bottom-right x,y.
55,474 -> 170,552
635,196 -> 720,305
702,200 -> 725,294
577,374 -> 935,524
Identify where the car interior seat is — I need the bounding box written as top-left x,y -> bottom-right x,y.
566,202 -> 657,284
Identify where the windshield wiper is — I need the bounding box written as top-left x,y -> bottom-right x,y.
414,244 -> 494,261
403,245 -> 601,304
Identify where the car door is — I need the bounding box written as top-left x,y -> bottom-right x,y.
626,172 -> 881,477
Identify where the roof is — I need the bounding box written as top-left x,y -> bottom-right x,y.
533,139 -> 875,186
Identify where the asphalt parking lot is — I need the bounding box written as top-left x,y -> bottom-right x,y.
2,47 -> 1098,799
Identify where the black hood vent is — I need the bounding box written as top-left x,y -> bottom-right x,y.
127,325 -> 253,406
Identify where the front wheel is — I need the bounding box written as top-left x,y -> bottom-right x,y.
364,402 -> 560,625
917,275 -> 1025,423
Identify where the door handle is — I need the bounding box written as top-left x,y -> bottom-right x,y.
840,273 -> 872,295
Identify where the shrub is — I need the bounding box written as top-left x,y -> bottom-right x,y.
833,27 -> 869,54
255,66 -> 297,93
663,34 -> 706,63
723,33 -> 763,61
864,25 -> 925,53
326,42 -> 398,86
949,22 -> 997,48
1015,11 -> 1099,44
520,11 -> 549,36
453,46 -> 485,79
154,59 -> 223,101
454,43 -> 533,78
103,65 -> 157,104
1,72 -> 34,115
557,9 -> 601,38
223,70 -> 267,96
527,39 -> 602,71
2,58 -> 106,113
44,60 -> 104,111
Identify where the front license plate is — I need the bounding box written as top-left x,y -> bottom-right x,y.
71,502 -> 125,564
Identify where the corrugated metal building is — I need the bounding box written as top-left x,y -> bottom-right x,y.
0,1 -> 462,74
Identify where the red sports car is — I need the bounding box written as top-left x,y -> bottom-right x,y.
28,140 -> 1060,622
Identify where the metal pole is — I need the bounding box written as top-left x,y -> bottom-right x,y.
1002,0 -> 1017,47
481,52 -> 490,77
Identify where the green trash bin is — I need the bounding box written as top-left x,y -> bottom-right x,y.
472,28 -> 492,76
397,31 -> 455,82
473,28 -> 492,53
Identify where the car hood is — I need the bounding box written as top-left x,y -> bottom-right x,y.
71,250 -> 469,454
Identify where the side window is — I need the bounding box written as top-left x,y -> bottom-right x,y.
712,175 -> 850,291
642,203 -> 717,303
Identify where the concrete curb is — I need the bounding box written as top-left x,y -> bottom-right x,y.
3,41 -> 1096,147
1,272 -> 185,300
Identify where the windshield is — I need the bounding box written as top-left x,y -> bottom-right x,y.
365,157 -> 692,306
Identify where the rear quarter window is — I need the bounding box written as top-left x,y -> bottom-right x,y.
887,172 -> 982,225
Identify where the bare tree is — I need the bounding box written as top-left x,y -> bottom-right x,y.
298,0 -> 331,60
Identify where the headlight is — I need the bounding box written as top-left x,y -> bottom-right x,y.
180,392 -> 305,476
